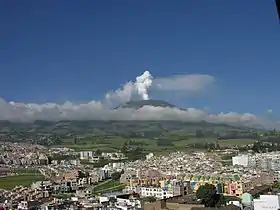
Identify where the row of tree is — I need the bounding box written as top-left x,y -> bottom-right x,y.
121,142 -> 147,161
188,142 -> 221,150
195,129 -> 260,139
251,141 -> 280,152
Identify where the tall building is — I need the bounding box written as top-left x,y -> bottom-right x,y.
232,155 -> 249,167
80,151 -> 93,160
233,153 -> 280,171
254,195 -> 280,210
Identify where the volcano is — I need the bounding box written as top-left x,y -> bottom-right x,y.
116,99 -> 186,110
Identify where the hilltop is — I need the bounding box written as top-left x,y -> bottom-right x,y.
0,100 -> 265,150
117,99 -> 177,109
0,119 -> 263,152
115,99 -> 187,111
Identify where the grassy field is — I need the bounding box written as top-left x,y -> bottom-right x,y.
52,135 -> 256,153
218,139 -> 256,147
52,135 -> 131,152
11,168 -> 40,174
93,180 -> 121,191
92,179 -> 125,194
95,184 -> 126,194
0,175 -> 45,189
173,137 -> 217,147
52,143 -> 119,152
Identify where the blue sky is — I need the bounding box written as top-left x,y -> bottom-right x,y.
0,0 -> 279,118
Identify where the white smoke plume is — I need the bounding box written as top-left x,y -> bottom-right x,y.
0,71 -> 279,129
135,70 -> 153,100
105,70 -> 153,104
106,71 -> 215,104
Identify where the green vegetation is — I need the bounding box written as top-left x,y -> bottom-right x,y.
0,175 -> 45,189
218,139 -> 256,147
221,160 -> 232,166
111,171 -> 124,180
11,167 -> 40,175
221,155 -> 234,160
94,180 -> 120,191
196,183 -> 223,207
53,193 -> 73,199
2,119 -> 277,156
49,155 -> 78,161
56,136 -> 258,157
222,196 -> 241,203
92,179 -> 126,194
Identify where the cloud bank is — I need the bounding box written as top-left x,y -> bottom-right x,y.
0,71 -> 278,130
105,71 -> 215,104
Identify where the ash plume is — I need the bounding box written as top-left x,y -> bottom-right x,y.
135,70 -> 153,100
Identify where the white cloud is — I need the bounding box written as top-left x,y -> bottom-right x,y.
0,97 -> 278,129
105,81 -> 136,104
105,72 -> 215,104
0,71 -> 278,130
267,109 -> 273,113
153,74 -> 215,92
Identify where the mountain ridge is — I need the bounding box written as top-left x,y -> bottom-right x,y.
115,99 -> 186,111
0,99 -> 266,131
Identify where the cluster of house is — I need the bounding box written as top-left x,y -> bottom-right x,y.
144,192 -> 280,210
47,147 -> 78,157
232,152 -> 280,171
0,167 -> 112,208
0,185 -> 50,209
121,170 -> 275,199
79,151 -> 127,162
116,151 -> 276,199
1,148 -> 280,209
1,191 -> 143,209
0,142 -> 48,165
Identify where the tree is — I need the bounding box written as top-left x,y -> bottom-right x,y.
146,196 -> 156,203
95,149 -> 102,156
196,183 -> 221,207
196,130 -> 204,138
216,143 -> 221,150
78,170 -> 87,178
111,171 -> 122,180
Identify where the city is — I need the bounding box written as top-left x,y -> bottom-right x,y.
1,138 -> 280,209
1,0 -> 280,209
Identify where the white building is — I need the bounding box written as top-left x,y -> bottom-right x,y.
80,151 -> 93,160
70,159 -> 80,165
124,186 -> 174,199
248,152 -> 280,170
146,153 -> 154,160
115,196 -> 141,210
99,193 -> 141,210
232,155 -> 249,167
101,152 -> 126,160
111,162 -> 125,169
254,195 -> 280,210
141,187 -> 174,199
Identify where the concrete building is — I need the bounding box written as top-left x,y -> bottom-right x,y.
140,186 -> 174,199
248,153 -> 280,170
124,180 -> 185,200
79,151 -> 93,160
232,155 -> 249,167
254,195 -> 280,210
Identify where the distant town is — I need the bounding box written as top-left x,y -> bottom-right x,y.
1,133 -> 280,209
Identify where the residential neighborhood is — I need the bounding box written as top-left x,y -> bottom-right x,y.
1,141 -> 280,209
